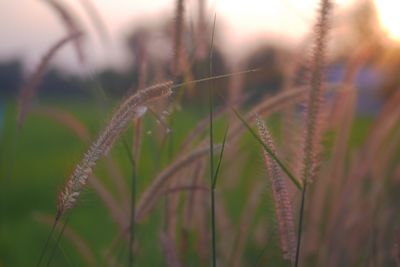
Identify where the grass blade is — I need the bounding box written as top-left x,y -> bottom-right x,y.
36,219 -> 59,267
212,126 -> 228,189
128,159 -> 137,267
209,12 -> 217,267
46,216 -> 69,267
231,108 -> 302,190
122,137 -> 137,267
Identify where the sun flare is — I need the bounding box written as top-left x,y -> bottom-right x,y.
374,0 -> 400,41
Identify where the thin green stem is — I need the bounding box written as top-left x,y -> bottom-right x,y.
46,216 -> 69,267
294,183 -> 307,267
171,68 -> 260,91
212,127 -> 228,189
122,137 -> 136,267
36,218 -> 59,267
209,12 -> 217,267
128,158 -> 136,267
211,188 -> 217,266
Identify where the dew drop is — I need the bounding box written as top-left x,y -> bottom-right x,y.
134,106 -> 148,119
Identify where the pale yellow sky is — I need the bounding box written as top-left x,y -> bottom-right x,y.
0,0 -> 395,74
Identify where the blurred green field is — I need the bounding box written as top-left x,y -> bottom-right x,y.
0,100 -> 373,267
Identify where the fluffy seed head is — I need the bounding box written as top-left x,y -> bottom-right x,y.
301,0 -> 332,184
56,81 -> 173,219
256,116 -> 297,263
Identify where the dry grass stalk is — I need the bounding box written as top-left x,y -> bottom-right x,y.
317,95 -> 400,266
323,39 -> 372,183
362,90 -> 400,160
295,1 -> 331,265
307,41 -> 374,262
195,0 -> 207,60
17,32 -> 83,127
301,0 -> 331,185
132,118 -> 143,166
256,116 -> 297,263
77,0 -> 110,44
371,124 -> 400,180
30,107 -> 90,142
305,85 -> 356,256
43,0 -> 85,63
135,144 -> 219,221
330,89 -> 400,222
160,232 -> 183,267
131,36 -> 148,166
134,33 -> 149,93
56,81 -> 173,220
322,90 -> 400,265
173,0 -> 185,76
34,212 -> 96,267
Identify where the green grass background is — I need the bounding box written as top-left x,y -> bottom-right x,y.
0,100 -> 372,267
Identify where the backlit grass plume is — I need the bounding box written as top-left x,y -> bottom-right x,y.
56,81 -> 173,220
17,31 -> 83,128
173,0 -> 185,76
42,0 -> 85,63
256,116 -> 296,263
295,0 -> 331,266
301,0 -> 331,185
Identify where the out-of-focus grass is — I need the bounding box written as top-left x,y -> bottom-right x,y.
0,100 -> 206,266
0,100 -> 373,266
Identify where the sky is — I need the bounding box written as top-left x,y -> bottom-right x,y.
0,0 -> 395,74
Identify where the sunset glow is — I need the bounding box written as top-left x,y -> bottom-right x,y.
374,0 -> 400,41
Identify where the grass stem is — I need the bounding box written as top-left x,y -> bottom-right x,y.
122,137 -> 137,267
128,158 -> 136,267
46,216 -> 69,267
36,218 -> 59,267
209,12 -> 217,267
294,183 -> 307,267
